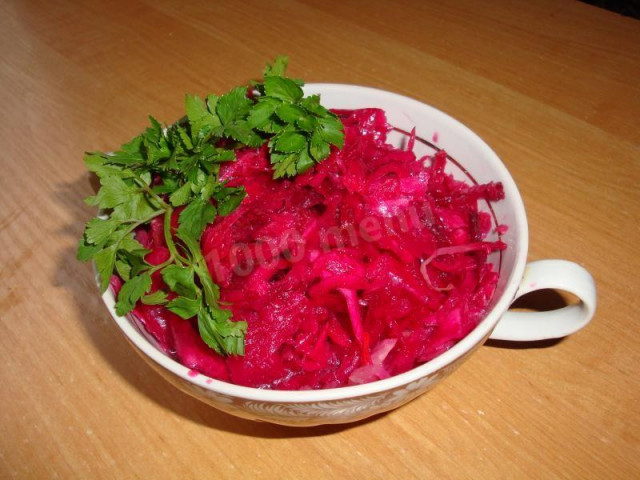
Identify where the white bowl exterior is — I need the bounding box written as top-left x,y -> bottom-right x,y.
103,84 -> 529,426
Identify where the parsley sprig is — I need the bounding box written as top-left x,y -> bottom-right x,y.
78,56 -> 344,356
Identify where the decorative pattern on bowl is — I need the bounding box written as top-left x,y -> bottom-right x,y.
129,334 -> 474,425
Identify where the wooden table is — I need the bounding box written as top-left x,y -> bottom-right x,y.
1,0 -> 638,478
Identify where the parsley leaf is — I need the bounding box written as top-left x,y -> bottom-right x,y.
177,198 -> 216,243
115,272 -> 152,316
263,76 -> 304,103
217,87 -> 253,126
263,55 -> 289,78
247,98 -> 280,129
310,131 -> 331,161
198,306 -> 247,356
141,291 -> 169,305
94,245 -> 117,292
275,131 -> 307,153
85,175 -> 136,209
167,296 -> 202,319
85,218 -> 120,247
161,265 -> 198,299
169,181 -> 193,207
213,185 -> 246,216
185,94 -> 221,142
109,135 -> 145,165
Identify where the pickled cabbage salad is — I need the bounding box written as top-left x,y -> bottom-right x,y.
79,57 -> 506,390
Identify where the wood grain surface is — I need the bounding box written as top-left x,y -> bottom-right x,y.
1,0 -> 638,478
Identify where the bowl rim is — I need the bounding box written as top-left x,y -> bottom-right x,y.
102,83 -> 529,404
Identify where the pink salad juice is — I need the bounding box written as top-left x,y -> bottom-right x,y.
118,108 -> 506,390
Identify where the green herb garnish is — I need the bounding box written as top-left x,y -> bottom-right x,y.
78,56 -> 344,356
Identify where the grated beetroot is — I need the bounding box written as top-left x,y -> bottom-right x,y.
126,108 -> 506,390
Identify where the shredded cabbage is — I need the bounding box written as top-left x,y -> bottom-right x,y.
127,108 -> 506,389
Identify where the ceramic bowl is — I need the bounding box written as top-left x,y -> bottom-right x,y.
101,84 -> 596,426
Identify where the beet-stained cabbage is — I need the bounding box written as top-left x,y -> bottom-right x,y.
125,108 -> 506,389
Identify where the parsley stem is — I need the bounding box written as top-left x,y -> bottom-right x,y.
194,257 -> 219,308
163,207 -> 189,265
114,209 -> 165,249
146,257 -> 173,276
133,176 -> 171,210
180,234 -> 219,308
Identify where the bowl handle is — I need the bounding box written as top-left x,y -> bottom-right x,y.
489,260 -> 596,341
